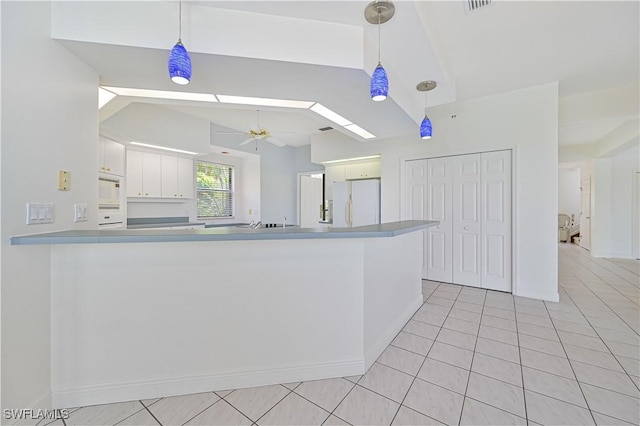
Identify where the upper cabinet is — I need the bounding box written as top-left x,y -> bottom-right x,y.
99,136 -> 125,176
344,159 -> 381,180
161,155 -> 194,199
126,150 -> 162,198
127,149 -> 193,199
324,158 -> 381,200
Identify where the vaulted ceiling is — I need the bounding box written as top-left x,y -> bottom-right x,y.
56,1 -> 639,150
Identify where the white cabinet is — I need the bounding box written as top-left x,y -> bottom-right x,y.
177,157 -> 194,198
128,150 -> 193,199
325,159 -> 381,201
99,136 -> 125,176
161,155 -> 178,198
161,155 -> 193,199
126,150 -> 162,198
345,160 -> 381,180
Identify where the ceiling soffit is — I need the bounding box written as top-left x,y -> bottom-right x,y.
52,1 -> 454,137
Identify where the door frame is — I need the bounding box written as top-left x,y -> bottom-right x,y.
297,170 -> 324,227
633,171 -> 640,259
400,147 -> 517,294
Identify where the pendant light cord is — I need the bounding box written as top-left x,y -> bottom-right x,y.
424,91 -> 428,116
377,10 -> 381,65
178,0 -> 182,42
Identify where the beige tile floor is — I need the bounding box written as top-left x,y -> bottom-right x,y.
44,243 -> 639,425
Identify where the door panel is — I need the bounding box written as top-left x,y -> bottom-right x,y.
404,159 -> 429,278
481,151 -> 512,292
453,154 -> 481,287
426,157 -> 453,282
580,177 -> 591,250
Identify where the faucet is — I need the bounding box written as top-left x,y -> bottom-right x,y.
283,216 -> 287,229
248,220 -> 255,228
251,221 -> 262,229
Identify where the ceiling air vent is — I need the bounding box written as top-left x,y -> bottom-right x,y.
319,126 -> 334,132
465,0 -> 493,14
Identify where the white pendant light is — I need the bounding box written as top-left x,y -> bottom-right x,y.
416,80 -> 437,139
168,0 -> 192,85
365,1 -> 395,102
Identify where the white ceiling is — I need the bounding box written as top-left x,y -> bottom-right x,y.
59,1 -> 639,149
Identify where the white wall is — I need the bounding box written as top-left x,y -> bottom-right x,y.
311,83 -> 560,301
1,1 -> 99,417
558,168 -> 581,222
592,144 -> 640,258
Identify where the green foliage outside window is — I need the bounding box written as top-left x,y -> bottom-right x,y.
196,161 -> 233,218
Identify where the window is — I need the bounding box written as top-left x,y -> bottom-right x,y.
196,161 -> 234,218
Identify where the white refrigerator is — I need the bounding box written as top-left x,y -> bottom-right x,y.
332,179 -> 381,227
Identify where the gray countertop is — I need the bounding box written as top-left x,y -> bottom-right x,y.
10,220 -> 438,245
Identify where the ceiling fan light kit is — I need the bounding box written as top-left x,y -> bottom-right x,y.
365,0 -> 395,102
416,80 -> 437,140
168,0 -> 192,85
236,110 -> 287,149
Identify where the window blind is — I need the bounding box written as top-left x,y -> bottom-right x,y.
196,161 -> 234,218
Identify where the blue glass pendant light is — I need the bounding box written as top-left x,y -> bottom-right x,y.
365,1 -> 395,102
168,0 -> 191,85
420,116 -> 433,139
416,80 -> 437,140
370,63 -> 388,101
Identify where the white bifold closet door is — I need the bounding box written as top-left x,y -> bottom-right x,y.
480,151 -> 512,292
403,150 -> 511,292
452,154 -> 482,287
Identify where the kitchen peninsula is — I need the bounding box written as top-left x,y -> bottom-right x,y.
12,220 -> 436,408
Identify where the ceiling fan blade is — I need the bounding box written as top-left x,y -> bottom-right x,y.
215,131 -> 246,135
266,137 -> 286,147
239,137 -> 254,146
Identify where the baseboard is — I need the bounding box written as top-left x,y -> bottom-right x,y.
514,288 -> 560,303
364,294 -> 423,371
590,251 -> 636,259
51,358 -> 364,409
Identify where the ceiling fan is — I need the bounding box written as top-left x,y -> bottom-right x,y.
216,110 -> 287,148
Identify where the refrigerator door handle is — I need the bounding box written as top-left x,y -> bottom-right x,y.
346,198 -> 353,227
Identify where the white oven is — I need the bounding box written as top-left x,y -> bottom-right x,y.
98,175 -> 124,229
99,176 -> 121,210
98,211 -> 124,229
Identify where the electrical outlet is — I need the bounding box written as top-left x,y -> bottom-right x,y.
74,204 -> 88,222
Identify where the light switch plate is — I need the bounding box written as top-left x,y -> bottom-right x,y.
74,204 -> 88,222
26,203 -> 55,224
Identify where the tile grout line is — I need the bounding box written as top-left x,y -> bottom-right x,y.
389,282 -> 460,426
562,247 -> 640,325
557,262 -> 640,393
220,386 -> 290,425
542,288 -> 598,425
456,287 -> 487,425
141,402 -> 162,426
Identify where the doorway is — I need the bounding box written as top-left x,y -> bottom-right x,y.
580,176 -> 591,251
298,173 -> 324,228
